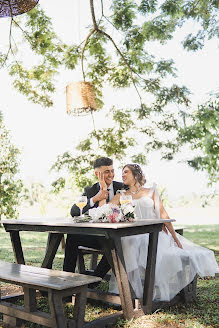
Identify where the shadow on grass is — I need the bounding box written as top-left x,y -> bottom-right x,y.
152,276 -> 219,328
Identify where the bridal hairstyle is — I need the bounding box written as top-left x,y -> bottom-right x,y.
123,164 -> 146,186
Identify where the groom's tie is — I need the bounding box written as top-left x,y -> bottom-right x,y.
106,189 -> 110,203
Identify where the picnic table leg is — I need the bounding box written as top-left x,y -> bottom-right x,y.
142,231 -> 159,313
89,252 -> 98,270
9,231 -> 25,264
42,233 -> 63,269
23,287 -> 37,312
112,236 -> 134,320
48,290 -> 68,328
73,285 -> 87,328
100,239 -> 115,273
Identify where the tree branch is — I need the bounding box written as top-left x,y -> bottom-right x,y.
101,0 -> 104,16
97,28 -> 143,105
185,0 -> 202,16
90,0 -> 98,29
81,28 -> 96,81
86,0 -> 143,105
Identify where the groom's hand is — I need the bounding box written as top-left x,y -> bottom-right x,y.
92,171 -> 109,203
97,171 -> 107,190
93,189 -> 109,203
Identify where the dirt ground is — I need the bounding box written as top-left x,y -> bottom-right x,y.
1,284 -> 23,297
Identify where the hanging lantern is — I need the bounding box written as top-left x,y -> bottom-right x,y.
66,81 -> 97,116
0,0 -> 39,17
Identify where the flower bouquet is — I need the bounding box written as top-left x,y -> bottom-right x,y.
88,203 -> 136,223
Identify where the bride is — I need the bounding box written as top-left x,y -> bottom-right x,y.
99,164 -> 219,301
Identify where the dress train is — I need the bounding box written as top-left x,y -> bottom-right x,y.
109,185 -> 219,301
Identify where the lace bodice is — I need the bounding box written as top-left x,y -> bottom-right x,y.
133,196 -> 154,207
133,184 -> 160,220
133,196 -> 157,220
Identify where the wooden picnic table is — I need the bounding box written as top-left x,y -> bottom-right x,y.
0,217 -> 174,322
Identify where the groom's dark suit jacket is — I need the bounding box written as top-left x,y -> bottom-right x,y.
64,180 -> 126,275
70,181 -> 125,217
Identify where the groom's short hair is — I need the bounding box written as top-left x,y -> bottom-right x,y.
93,157 -> 113,169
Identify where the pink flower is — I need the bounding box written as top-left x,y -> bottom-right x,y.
109,214 -> 117,223
114,212 -> 119,218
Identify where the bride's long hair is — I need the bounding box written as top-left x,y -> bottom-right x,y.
123,164 -> 146,186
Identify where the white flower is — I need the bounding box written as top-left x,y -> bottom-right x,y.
104,204 -> 114,216
89,202 -> 135,223
89,204 -> 113,221
121,203 -> 135,215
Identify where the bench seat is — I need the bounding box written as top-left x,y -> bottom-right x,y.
0,260 -> 101,328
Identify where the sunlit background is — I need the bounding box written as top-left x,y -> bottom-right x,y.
0,0 -> 218,222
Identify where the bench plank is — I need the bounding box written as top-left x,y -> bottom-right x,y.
0,301 -> 53,327
0,260 -> 101,290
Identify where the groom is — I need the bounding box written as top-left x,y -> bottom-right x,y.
63,157 -> 125,280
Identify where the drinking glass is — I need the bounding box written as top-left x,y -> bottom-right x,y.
75,196 -> 87,217
120,194 -> 132,205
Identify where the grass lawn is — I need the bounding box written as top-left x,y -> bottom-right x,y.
0,224 -> 218,328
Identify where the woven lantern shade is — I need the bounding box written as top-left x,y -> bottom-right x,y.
66,81 -> 97,116
0,0 -> 39,17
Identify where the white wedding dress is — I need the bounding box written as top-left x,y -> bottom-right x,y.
109,184 -> 219,301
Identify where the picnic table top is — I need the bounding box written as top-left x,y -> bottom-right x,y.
0,217 -> 175,229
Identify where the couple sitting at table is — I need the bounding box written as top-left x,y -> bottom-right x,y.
63,157 -> 219,301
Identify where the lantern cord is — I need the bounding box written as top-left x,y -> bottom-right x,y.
81,28 -> 95,81
1,17 -> 13,68
90,110 -> 99,146
78,0 -> 81,44
80,0 -> 143,108
91,110 -> 95,130
1,0 -> 14,67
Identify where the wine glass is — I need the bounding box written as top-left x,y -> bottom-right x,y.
120,194 -> 132,205
75,196 -> 87,217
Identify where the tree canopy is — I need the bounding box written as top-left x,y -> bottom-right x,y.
1,0 -> 218,189
2,0 -> 218,108
0,112 -> 24,219
178,95 -> 219,185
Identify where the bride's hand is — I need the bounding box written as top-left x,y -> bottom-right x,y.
98,171 -> 107,191
175,239 -> 183,249
162,225 -> 168,234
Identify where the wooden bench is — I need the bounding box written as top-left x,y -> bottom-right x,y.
175,226 -> 186,236
77,227 -> 186,274
0,261 -> 101,328
77,246 -> 103,273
